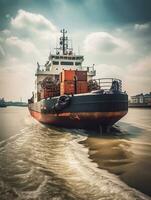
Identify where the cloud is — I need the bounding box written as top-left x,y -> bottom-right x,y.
5,36 -> 39,57
83,32 -> 131,55
0,9 -> 60,60
134,22 -> 151,31
0,45 -> 5,57
0,8 -> 151,100
127,54 -> 151,79
11,9 -> 57,32
94,54 -> 151,96
0,9 -> 59,101
0,10 -> 59,64
125,54 -> 151,94
95,64 -> 123,79
10,10 -> 58,54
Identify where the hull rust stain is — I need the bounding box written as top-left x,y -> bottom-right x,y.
29,109 -> 127,127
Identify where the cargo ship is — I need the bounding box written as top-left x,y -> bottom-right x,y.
28,29 -> 128,131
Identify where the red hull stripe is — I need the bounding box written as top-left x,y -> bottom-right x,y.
29,109 -> 127,125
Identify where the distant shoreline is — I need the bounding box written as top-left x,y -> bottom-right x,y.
0,103 -> 28,108
6,105 -> 28,107
128,103 -> 151,108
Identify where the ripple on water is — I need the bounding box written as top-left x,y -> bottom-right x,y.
0,119 -> 150,200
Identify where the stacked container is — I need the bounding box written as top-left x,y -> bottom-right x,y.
41,90 -> 54,99
60,70 -> 75,95
75,70 -> 88,94
60,69 -> 88,95
40,76 -> 60,99
41,84 -> 60,99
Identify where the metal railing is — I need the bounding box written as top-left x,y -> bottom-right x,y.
90,78 -> 122,92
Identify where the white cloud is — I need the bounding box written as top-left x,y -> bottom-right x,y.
0,45 -> 5,57
125,55 -> 151,95
94,54 -> 151,96
134,22 -> 151,31
127,54 -> 151,79
83,32 -> 131,54
95,64 -> 123,79
5,36 -> 39,55
0,10 -> 59,101
11,9 -> 57,33
0,9 -> 151,100
0,10 -> 59,61
10,10 -> 59,55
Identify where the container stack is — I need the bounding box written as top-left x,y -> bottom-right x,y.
41,86 -> 60,99
75,70 -> 88,94
40,77 -> 60,99
60,70 -> 75,95
60,70 -> 88,95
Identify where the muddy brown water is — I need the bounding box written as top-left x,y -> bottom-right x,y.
0,107 -> 150,199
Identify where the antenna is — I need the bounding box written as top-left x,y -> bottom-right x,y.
54,29 -> 73,55
60,29 -> 67,54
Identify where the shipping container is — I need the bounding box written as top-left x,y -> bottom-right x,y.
75,70 -> 87,81
41,76 -> 59,90
41,87 -> 60,99
60,80 -> 75,95
76,81 -> 88,94
61,70 -> 76,81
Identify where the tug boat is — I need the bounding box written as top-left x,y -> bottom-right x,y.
28,29 -> 128,131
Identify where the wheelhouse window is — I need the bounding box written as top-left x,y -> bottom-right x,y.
76,56 -> 82,60
61,61 -> 73,65
75,62 -> 81,66
53,61 -> 59,65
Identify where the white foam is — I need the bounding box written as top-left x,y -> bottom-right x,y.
0,115 -> 150,200
58,134 -> 150,200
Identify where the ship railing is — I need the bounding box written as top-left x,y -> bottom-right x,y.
37,64 -> 45,71
91,78 -> 122,92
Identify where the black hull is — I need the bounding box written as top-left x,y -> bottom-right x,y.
28,93 -> 128,129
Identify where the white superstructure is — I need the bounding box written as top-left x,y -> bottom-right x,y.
34,29 -> 96,102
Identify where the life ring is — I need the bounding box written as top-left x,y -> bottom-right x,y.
54,95 -> 71,112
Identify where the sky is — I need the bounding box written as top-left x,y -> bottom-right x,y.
0,0 -> 151,101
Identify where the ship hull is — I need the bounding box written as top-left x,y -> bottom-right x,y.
28,93 -> 128,129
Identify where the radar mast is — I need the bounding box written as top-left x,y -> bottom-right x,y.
56,29 -> 73,55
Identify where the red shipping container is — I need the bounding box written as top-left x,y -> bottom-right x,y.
60,81 -> 75,95
41,89 -> 55,99
61,70 -> 76,81
76,81 -> 88,94
75,70 -> 87,81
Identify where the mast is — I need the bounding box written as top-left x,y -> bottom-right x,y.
61,29 -> 67,55
55,29 -> 73,55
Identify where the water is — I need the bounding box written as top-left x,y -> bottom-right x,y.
0,107 -> 151,200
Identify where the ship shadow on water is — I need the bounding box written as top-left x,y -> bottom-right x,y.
76,121 -> 151,198
43,120 -> 145,140
34,122 -> 151,197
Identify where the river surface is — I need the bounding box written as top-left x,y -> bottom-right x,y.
0,107 -> 151,200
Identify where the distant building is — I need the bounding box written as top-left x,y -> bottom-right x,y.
130,92 -> 151,104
